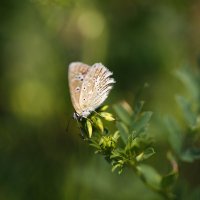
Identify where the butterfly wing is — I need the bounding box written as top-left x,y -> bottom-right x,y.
79,63 -> 115,117
68,62 -> 90,115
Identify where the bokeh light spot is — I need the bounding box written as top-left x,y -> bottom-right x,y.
77,10 -> 105,39
11,81 -> 54,120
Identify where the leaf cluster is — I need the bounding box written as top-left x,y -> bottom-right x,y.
78,101 -> 178,199
165,67 -> 200,162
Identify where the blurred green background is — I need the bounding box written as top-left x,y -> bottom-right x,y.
1,0 -> 200,199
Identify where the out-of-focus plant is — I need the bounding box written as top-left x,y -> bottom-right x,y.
165,67 -> 200,162
77,101 -> 178,199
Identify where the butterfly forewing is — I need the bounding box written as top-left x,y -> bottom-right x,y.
68,62 -> 90,115
79,63 -> 115,115
91,64 -> 115,106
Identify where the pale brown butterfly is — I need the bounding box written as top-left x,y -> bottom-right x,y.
68,62 -> 115,120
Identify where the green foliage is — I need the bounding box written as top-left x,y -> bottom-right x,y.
2,0 -> 200,199
78,101 -> 178,199
165,67 -> 200,163
116,121 -> 129,144
113,101 -> 132,125
176,95 -> 197,129
174,67 -> 200,101
164,116 -> 183,156
135,152 -> 178,199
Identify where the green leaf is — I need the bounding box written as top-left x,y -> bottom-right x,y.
181,147 -> 200,162
136,147 -> 155,162
161,152 -> 178,189
164,116 -> 183,155
113,131 -> 120,141
176,95 -> 197,128
175,67 -> 200,100
113,103 -> 132,125
131,111 -> 153,135
132,101 -> 145,118
161,172 -> 178,189
136,164 -> 162,190
110,150 -> 124,159
116,121 -> 129,144
136,158 -> 177,198
111,164 -> 121,172
127,137 -> 144,150
89,143 -> 101,149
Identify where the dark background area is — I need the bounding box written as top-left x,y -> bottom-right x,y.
1,0 -> 200,199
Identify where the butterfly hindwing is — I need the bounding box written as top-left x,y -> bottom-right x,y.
68,62 -> 90,115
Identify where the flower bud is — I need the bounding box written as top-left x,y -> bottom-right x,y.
100,112 -> 115,121
99,105 -> 109,111
92,116 -> 104,132
86,120 -> 93,138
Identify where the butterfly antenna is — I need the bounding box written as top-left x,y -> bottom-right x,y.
93,110 -> 103,118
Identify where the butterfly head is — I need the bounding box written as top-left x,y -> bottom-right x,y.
73,110 -> 91,121
73,112 -> 81,121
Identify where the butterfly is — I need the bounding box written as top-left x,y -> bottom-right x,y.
68,62 -> 115,121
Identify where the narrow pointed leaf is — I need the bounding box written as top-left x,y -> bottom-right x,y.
175,67 -> 200,100
164,116 -> 183,155
131,111 -> 153,135
113,103 -> 132,125
176,95 -> 197,128
116,121 -> 129,144
136,147 -> 155,162
132,101 -> 145,119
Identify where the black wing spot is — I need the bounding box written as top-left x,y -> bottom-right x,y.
75,87 -> 80,92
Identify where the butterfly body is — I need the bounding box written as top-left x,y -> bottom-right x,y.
68,62 -> 115,119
